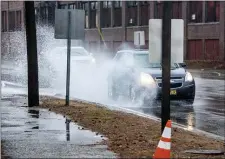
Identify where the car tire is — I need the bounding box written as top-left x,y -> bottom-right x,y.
186,98 -> 194,105
129,85 -> 135,103
129,85 -> 140,104
108,80 -> 118,101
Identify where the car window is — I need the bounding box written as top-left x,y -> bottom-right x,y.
58,47 -> 89,56
70,48 -> 89,56
114,52 -> 133,67
133,53 -> 177,68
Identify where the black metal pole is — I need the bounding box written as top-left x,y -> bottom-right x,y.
25,1 -> 39,107
161,1 -> 172,133
65,11 -> 71,106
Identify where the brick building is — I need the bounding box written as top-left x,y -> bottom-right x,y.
1,1 -> 225,61
1,1 -> 25,58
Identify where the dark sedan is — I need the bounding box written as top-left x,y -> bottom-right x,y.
108,49 -> 195,104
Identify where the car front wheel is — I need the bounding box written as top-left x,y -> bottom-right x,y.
108,80 -> 118,101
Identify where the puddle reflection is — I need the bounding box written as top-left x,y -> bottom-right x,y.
65,118 -> 70,141
140,100 -> 196,129
28,109 -> 40,118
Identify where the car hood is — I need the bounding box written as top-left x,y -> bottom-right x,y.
138,67 -> 186,78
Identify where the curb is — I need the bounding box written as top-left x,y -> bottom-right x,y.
51,94 -> 224,141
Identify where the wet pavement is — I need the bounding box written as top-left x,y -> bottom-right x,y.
1,96 -> 117,158
117,77 -> 225,137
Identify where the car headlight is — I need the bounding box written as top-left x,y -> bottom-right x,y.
185,72 -> 193,82
91,58 -> 96,63
140,72 -> 155,86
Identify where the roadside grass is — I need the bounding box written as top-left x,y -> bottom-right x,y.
40,97 -> 224,158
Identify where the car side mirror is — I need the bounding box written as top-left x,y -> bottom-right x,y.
179,63 -> 187,68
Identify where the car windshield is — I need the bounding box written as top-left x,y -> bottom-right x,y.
70,48 -> 89,56
59,47 -> 89,56
133,53 -> 177,69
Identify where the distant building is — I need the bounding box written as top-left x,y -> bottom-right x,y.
1,1 -> 225,61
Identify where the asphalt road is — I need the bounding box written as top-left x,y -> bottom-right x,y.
115,77 -> 225,137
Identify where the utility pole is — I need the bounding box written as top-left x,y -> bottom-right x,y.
161,1 -> 172,133
25,1 -> 39,107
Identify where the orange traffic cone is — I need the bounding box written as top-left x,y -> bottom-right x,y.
153,120 -> 172,159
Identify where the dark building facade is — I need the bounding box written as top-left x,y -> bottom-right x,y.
1,1 -> 225,61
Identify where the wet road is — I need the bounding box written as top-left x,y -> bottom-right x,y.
116,77 -> 225,137
1,96 -> 117,158
1,76 -> 225,138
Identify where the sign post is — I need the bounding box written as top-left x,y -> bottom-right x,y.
65,11 -> 71,106
54,9 -> 85,106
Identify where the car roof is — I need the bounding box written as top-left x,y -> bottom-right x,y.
117,49 -> 149,54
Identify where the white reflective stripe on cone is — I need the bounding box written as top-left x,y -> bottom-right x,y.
162,127 -> 171,139
158,140 -> 171,150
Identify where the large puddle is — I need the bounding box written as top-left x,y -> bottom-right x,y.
1,97 -> 117,158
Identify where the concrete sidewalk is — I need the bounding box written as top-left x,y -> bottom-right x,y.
1,96 -> 117,158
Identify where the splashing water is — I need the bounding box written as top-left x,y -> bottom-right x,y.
2,25 -> 157,107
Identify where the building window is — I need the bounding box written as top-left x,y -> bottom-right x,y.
155,1 -> 182,19
91,1 -> 98,10
155,1 -> 163,19
114,1 -> 122,27
188,1 -> 203,23
59,4 -> 67,9
206,1 -> 220,22
127,1 -> 137,26
69,3 -> 75,9
15,10 -> 22,30
48,6 -> 55,26
140,1 -> 149,26
40,6 -> 48,24
127,1 -> 137,7
83,2 -> 89,28
103,1 -> 112,8
9,11 -> 16,31
2,11 -> 7,32
102,1 -> 111,28
114,1 -> 122,8
172,2 -> 182,19
90,2 -> 97,28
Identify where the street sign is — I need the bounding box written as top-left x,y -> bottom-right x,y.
54,9 -> 85,39
54,9 -> 85,106
148,19 -> 184,63
134,31 -> 145,46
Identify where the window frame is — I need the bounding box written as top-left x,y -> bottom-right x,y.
15,10 -> 22,31
8,11 -> 16,32
205,1 -> 220,23
1,11 -> 7,32
114,1 -> 122,8
188,1 -> 203,23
